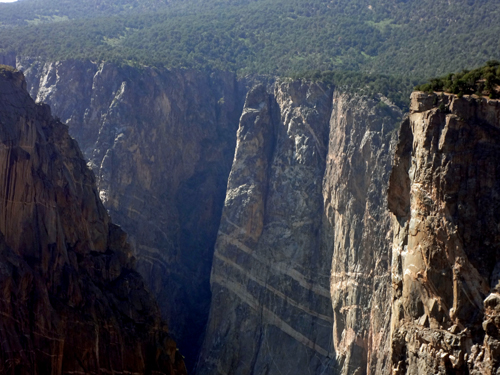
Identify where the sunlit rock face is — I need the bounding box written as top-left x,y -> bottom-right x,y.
18,59 -> 247,369
198,81 -> 402,375
388,92 -> 500,375
326,92 -> 402,375
22,55 -> 500,375
21,60 -> 404,374
198,81 -> 336,375
0,66 -> 186,375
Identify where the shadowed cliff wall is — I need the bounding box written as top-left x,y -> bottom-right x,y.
16,58 -> 498,375
0,66 -> 186,375
17,58 -> 247,370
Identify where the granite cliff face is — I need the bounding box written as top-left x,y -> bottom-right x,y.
388,92 -> 500,375
198,82 -> 402,375
17,58 -> 247,369
325,93 -> 402,375
15,59 -> 405,374
0,66 -> 186,374
13,56 -> 499,375
198,81 -> 336,374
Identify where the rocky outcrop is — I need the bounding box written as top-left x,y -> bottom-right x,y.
388,92 -> 500,374
17,58 -> 247,369
0,65 -> 186,375
198,82 -> 403,375
18,55 -> 486,375
198,81 -> 336,375
325,93 -> 402,375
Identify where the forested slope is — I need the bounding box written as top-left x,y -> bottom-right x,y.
1,0 -> 499,81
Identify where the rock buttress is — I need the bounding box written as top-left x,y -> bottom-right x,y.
197,81 -> 336,375
0,66 -> 186,375
325,93 -> 402,375
388,92 -> 500,375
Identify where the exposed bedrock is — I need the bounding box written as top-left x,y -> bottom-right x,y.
198,81 -> 402,375
17,58 -> 247,369
10,53 -> 500,375
0,66 -> 186,374
198,81 -> 336,375
326,93 -> 402,375
388,92 -> 500,375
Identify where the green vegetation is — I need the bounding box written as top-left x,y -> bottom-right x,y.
0,0 -> 499,107
0,0 -> 172,25
290,70 -> 419,109
415,60 -> 500,99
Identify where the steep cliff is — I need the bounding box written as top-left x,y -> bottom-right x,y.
325,93 -> 402,375
198,82 -> 402,375
198,81 -> 336,374
17,58 -> 247,368
388,92 -> 500,374
0,65 -> 186,374
11,56 -> 460,375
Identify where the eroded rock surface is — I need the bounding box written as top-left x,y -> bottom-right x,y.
388,92 -> 500,375
198,82 -> 403,375
18,59 -> 247,368
18,56 -> 487,375
198,81 -> 336,374
325,93 -> 402,375
0,66 -> 186,374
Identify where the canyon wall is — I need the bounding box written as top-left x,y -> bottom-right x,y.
17,58 -> 247,369
325,93 -> 402,375
12,57 -> 499,375
198,82 -> 402,375
388,92 -> 500,374
16,58 -> 404,374
0,65 -> 186,374
197,81 -> 336,374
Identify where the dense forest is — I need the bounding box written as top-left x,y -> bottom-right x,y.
1,0 -> 499,107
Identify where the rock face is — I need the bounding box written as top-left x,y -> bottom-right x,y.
198,81 -> 336,374
325,93 -> 402,375
16,58 -> 406,374
19,56 -> 500,375
17,59 -> 247,369
198,82 -> 402,375
388,92 -> 500,374
0,65 -> 186,374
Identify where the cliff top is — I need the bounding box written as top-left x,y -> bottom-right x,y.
0,63 -> 17,77
415,60 -> 500,99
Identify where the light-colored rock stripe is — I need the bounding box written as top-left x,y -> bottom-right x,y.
214,252 -> 333,323
218,232 -> 331,298
212,274 -> 334,358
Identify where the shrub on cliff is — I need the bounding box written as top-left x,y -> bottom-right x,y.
415,61 -> 500,98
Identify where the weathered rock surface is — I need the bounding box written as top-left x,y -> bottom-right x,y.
198,82 -> 403,375
17,59 -> 247,369
326,93 -> 402,375
388,92 -> 500,375
0,65 -> 186,375
198,81 -> 336,374
21,55 -> 499,375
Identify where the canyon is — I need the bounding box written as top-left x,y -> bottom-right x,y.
0,65 -> 186,374
0,58 -> 499,375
